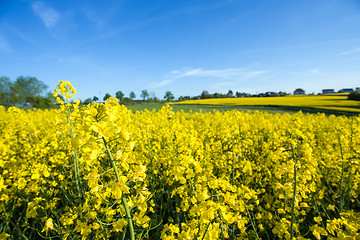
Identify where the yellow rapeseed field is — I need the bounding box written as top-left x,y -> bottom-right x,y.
0,82 -> 359,239
173,94 -> 360,113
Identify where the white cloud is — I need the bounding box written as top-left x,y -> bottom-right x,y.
0,35 -> 10,52
243,70 -> 266,78
149,79 -> 172,88
168,67 -> 266,80
156,67 -> 266,91
176,68 -> 245,78
310,69 -> 319,74
3,23 -> 32,43
338,48 -> 360,56
32,1 -> 60,29
170,70 -> 180,74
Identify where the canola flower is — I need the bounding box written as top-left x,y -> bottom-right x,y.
0,82 -> 359,239
173,94 -> 360,113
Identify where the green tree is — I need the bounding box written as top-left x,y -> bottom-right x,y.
93,96 -> 99,102
84,98 -> 93,104
200,90 -> 210,99
164,91 -> 174,102
0,76 -> 12,105
122,97 -> 134,104
27,92 -> 55,108
140,90 -> 149,101
0,76 -> 53,107
178,96 -> 190,101
348,91 -> 360,101
11,76 -> 48,104
103,93 -> 111,101
129,91 -> 136,99
116,91 -> 124,102
214,92 -> 222,98
278,91 -> 287,97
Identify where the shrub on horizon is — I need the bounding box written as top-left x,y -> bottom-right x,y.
348,91 -> 360,101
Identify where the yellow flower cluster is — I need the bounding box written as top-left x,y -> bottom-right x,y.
174,94 -> 360,113
0,82 -> 359,239
53,81 -> 77,104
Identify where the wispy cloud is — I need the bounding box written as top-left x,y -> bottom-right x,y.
0,35 -> 10,52
338,48 -> 360,56
32,1 -> 60,29
169,67 -> 266,79
149,79 -> 172,88
243,70 -> 266,78
2,23 -> 34,44
150,67 -> 266,89
310,69 -> 319,74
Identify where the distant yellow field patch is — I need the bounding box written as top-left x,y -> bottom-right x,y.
173,95 -> 360,112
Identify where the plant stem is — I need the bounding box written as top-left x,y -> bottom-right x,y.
231,134 -> 236,185
244,201 -> 259,239
338,136 -> 345,213
201,221 -> 211,240
102,137 -> 135,240
67,107 -> 81,197
290,144 -> 297,240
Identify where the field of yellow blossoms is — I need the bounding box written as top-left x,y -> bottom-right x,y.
174,94 -> 360,113
0,82 -> 359,239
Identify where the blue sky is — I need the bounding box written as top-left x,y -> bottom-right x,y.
1,0 -> 360,100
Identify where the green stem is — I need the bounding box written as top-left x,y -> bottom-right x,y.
121,195 -> 135,240
231,134 -> 236,185
121,227 -> 127,240
2,205 -> 29,240
67,107 -> 81,197
102,137 -> 121,180
338,136 -> 345,213
244,201 -> 259,239
102,137 -> 135,240
290,144 -> 297,240
201,221 -> 212,240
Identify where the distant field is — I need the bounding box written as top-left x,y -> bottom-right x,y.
171,94 -> 360,114
125,101 -> 359,116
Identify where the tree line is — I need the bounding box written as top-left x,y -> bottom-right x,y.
0,76 -> 54,108
179,90 -> 288,101
83,89 -> 289,104
2,75 -> 358,108
85,90 -> 175,104
0,75 -> 302,109
95,89 -> 288,104
0,76 -> 177,107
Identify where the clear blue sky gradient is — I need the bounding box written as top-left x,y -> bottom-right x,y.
1,0 -> 360,100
